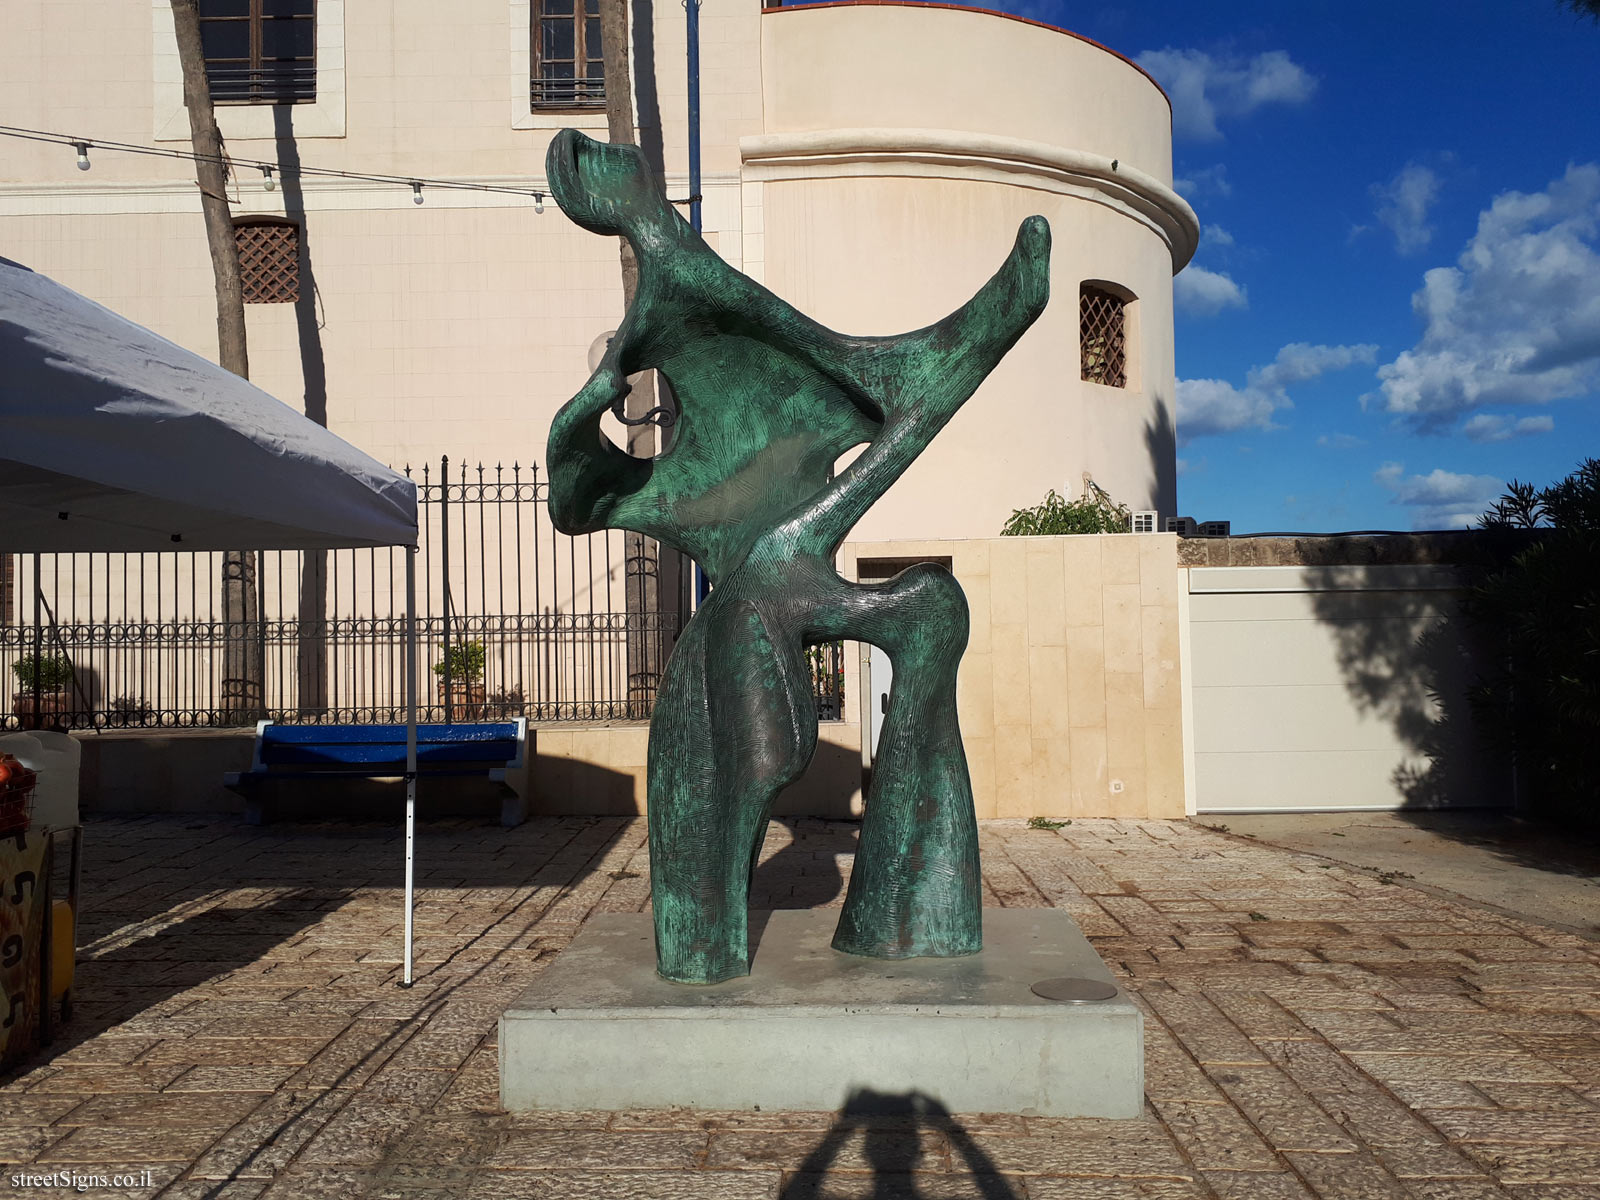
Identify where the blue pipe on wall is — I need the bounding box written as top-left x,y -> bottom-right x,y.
687,0 -> 702,235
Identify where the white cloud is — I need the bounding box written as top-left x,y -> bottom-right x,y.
1461,413 -> 1557,442
1205,225 -> 1236,248
1175,265 -> 1248,316
1175,164 -> 1232,197
1317,432 -> 1365,449
1372,163 -> 1442,254
1177,377 -> 1278,440
1136,48 -> 1317,141
1253,342 -> 1379,390
1178,341 -> 1378,442
1375,462 -> 1505,529
1376,163 -> 1600,431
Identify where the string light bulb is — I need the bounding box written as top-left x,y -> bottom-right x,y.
3,124 -> 552,204
535,193 -> 544,214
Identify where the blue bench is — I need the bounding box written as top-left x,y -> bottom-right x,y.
224,719 -> 530,828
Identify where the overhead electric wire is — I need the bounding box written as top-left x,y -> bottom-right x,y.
0,123 -> 549,203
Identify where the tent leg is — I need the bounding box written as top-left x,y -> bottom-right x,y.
401,547 -> 417,988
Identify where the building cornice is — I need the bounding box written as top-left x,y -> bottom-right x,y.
740,128 -> 1199,272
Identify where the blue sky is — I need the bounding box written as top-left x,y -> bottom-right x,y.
991,0 -> 1600,531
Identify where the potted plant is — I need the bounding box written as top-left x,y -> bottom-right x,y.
433,640 -> 486,721
107,694 -> 157,729
11,652 -> 73,730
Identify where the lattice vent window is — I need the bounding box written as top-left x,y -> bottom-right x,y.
234,218 -> 300,304
1080,285 -> 1127,388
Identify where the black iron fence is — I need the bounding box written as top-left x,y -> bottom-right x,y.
1,458 -> 845,730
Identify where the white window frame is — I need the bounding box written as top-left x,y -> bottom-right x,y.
509,0 -> 609,131
152,0 -> 347,141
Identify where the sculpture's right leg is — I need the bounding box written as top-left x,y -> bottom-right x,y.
647,593 -> 817,984
816,563 -> 982,959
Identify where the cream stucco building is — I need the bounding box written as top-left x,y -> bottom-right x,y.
2,0 -> 1195,536
6,1 -> 1244,823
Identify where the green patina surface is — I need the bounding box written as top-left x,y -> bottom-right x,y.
544,130 -> 1051,984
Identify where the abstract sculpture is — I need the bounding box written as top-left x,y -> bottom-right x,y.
545,130 -> 1050,983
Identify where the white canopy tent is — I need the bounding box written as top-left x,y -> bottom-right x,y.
1,255 -> 426,985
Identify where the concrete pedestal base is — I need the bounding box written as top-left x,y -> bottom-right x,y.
499,909 -> 1143,1117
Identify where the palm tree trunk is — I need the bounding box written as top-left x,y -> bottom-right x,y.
171,0 -> 263,721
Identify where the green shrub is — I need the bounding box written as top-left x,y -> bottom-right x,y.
433,640 -> 486,682
1000,486 -> 1130,536
11,652 -> 72,693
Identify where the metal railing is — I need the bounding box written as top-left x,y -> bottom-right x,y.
206,65 -> 318,105
2,458 -> 846,730
530,77 -> 605,108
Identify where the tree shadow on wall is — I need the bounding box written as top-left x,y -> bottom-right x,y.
630,0 -> 666,182
1144,400 -> 1177,525
779,1089 -> 1021,1200
1305,564 -> 1500,812
1300,569 -> 1600,876
273,104 -> 331,716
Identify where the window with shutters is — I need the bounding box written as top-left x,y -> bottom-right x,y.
1080,284 -> 1128,388
532,0 -> 605,109
234,217 -> 300,304
198,0 -> 317,105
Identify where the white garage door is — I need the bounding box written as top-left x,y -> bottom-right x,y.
1187,564 -> 1504,813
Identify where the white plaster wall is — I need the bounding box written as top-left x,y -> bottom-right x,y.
760,175 -> 1178,541
0,0 -> 761,473
752,4 -> 1191,541
756,4 -> 1174,180
1,0 -> 1188,537
1186,566 -> 1505,812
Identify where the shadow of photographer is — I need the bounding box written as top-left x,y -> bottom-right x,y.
780,1087 -> 1021,1199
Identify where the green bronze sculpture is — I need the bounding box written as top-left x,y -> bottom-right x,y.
545,130 -> 1050,983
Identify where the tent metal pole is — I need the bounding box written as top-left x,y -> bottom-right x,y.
401,546 -> 418,988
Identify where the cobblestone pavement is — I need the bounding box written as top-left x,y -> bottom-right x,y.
2,815 -> 1597,1199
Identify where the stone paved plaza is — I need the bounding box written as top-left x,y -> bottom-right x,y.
2,814 -> 1597,1199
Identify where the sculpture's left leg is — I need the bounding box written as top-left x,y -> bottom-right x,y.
649,589 -> 818,983
815,563 -> 981,959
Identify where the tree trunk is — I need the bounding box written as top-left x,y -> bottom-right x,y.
600,0 -> 640,310
600,0 -> 664,715
171,0 -> 263,721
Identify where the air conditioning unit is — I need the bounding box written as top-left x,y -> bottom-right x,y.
1131,510 -> 1158,533
1198,520 -> 1231,537
1165,516 -> 1197,536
